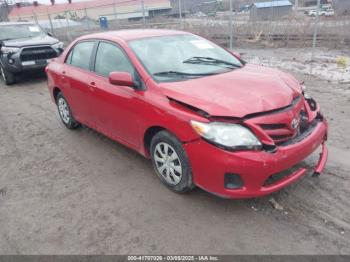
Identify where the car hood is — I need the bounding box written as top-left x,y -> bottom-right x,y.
2,35 -> 59,47
159,64 -> 302,118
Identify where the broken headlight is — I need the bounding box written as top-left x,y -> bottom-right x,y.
190,120 -> 262,151
301,84 -> 317,110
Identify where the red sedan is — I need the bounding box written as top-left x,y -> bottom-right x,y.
46,30 -> 328,199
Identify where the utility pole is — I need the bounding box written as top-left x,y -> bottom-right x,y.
229,0 -> 233,50
311,0 -> 321,61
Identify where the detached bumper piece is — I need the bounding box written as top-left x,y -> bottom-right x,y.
262,142 -> 328,194
312,142 -> 328,177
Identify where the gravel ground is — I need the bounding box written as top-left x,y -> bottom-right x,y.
0,49 -> 349,254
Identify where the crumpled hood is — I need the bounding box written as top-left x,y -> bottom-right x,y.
2,35 -> 59,47
159,64 -> 302,118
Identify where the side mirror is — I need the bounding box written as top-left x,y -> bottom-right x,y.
109,72 -> 135,87
47,32 -> 53,37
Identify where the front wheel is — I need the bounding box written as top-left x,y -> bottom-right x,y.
56,92 -> 80,129
150,130 -> 195,193
0,65 -> 16,85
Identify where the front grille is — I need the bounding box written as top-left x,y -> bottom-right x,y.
260,123 -> 295,144
20,46 -> 57,61
279,119 -> 320,147
259,123 -> 286,130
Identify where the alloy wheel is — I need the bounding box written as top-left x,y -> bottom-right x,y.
58,97 -> 70,124
153,142 -> 183,185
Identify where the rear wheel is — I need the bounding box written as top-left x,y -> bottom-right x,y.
56,92 -> 80,129
150,130 -> 195,193
0,65 -> 16,85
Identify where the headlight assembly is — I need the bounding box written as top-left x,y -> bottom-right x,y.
52,42 -> 64,50
1,46 -> 20,54
190,120 -> 262,151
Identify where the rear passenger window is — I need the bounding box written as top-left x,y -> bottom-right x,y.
66,41 -> 95,70
94,42 -> 134,78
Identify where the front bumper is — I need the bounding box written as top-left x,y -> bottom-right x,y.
1,48 -> 61,73
184,119 -> 328,199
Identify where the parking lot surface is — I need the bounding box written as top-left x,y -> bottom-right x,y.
0,69 -> 349,254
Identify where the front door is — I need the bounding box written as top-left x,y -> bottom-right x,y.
89,41 -> 143,148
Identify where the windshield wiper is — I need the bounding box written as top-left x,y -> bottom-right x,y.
153,71 -> 216,77
183,56 -> 242,68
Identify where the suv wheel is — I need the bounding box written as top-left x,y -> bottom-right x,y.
56,92 -> 80,129
0,65 -> 16,85
150,130 -> 195,193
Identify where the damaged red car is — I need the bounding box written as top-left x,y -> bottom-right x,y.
46,30 -> 328,199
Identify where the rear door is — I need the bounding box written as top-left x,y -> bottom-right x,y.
62,41 -> 97,127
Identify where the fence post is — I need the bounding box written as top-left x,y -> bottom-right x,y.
179,0 -> 183,29
33,12 -> 38,25
48,13 -> 55,36
84,8 -> 90,30
229,0 -> 233,50
113,0 -> 117,21
311,0 -> 321,61
65,12 -> 72,42
141,0 -> 146,27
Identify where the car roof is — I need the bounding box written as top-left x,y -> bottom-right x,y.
0,22 -> 35,26
80,29 -> 192,42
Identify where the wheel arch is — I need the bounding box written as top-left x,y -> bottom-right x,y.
53,87 -> 61,103
143,126 -> 166,157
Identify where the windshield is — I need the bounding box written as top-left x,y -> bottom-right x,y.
129,34 -> 243,82
0,24 -> 46,41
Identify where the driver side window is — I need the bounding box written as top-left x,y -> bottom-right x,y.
66,41 -> 95,71
94,42 -> 134,78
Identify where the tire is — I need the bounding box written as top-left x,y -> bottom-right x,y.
150,130 -> 195,193
0,64 -> 16,85
56,92 -> 80,129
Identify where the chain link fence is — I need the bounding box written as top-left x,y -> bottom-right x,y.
8,0 -> 350,50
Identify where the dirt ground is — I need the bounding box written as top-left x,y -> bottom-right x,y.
0,48 -> 349,255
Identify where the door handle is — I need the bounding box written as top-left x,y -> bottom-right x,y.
89,81 -> 96,91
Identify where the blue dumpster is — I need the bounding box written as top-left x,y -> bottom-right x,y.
99,17 -> 108,30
